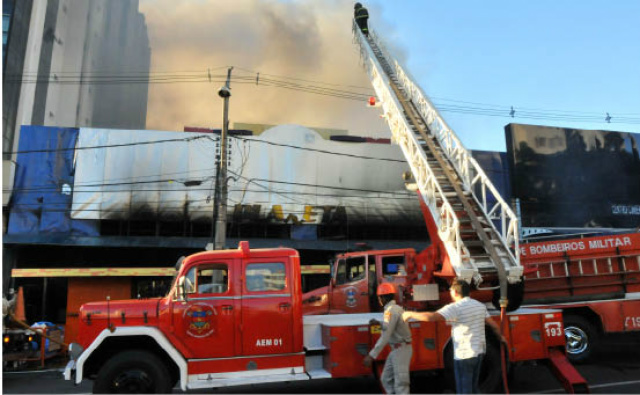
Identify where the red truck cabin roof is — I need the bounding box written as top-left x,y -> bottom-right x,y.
182,245 -> 299,266
337,248 -> 415,258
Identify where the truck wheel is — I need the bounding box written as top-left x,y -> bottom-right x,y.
564,316 -> 598,363
443,338 -> 505,393
93,350 -> 171,394
479,336 -> 505,393
492,281 -> 525,312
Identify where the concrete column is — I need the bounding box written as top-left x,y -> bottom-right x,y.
11,0 -> 48,160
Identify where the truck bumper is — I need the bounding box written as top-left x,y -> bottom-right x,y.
63,359 -> 76,383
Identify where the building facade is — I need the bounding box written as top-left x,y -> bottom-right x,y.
3,125 -> 427,330
2,0 -> 151,328
2,0 -> 150,160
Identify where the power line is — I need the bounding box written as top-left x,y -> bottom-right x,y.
7,67 -> 640,123
233,66 -> 373,92
5,176 -> 416,196
5,132 -> 404,167
230,135 -> 404,162
432,96 -> 640,118
8,206 -> 423,215
7,190 -> 419,205
9,198 -> 424,214
4,135 -> 212,155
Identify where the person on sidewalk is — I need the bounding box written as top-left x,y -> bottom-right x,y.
403,279 -> 504,394
363,282 -> 413,393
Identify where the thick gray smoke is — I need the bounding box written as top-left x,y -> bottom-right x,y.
139,0 -> 393,136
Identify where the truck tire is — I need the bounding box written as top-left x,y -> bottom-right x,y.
563,316 -> 598,363
479,341 -> 504,393
443,335 -> 505,393
93,350 -> 172,394
492,281 -> 525,312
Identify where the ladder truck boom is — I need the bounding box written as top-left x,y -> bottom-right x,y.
352,21 -> 523,307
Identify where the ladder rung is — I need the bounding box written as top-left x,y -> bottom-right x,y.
466,237 -> 500,245
461,227 -> 492,233
472,260 -> 496,269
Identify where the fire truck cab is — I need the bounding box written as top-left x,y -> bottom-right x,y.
66,242 -> 308,393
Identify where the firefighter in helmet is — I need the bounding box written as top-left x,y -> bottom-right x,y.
363,282 -> 413,393
354,2 -> 369,37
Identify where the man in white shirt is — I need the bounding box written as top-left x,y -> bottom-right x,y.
404,279 -> 503,394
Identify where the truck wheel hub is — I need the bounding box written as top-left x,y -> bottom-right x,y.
112,370 -> 154,393
565,326 -> 588,355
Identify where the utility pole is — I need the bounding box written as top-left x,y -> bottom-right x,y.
214,67 -> 233,250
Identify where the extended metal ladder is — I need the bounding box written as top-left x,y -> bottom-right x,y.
353,22 -> 522,287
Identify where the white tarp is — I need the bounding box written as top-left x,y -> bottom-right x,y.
72,125 -> 423,225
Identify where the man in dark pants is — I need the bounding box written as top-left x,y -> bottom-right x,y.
404,279 -> 504,394
354,2 -> 369,36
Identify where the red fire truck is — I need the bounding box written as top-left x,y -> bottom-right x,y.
302,231 -> 640,364
519,232 -> 640,362
63,241 -> 587,393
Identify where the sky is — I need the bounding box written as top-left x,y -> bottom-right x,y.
139,0 -> 640,152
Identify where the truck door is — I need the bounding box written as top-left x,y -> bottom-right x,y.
172,261 -> 237,359
241,260 -> 294,355
331,256 -> 370,313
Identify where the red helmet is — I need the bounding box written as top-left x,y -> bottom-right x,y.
376,282 -> 397,296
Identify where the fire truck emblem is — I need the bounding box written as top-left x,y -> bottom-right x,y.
344,286 -> 358,308
184,304 -> 216,338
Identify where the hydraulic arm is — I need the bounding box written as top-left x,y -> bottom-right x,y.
353,21 -> 523,304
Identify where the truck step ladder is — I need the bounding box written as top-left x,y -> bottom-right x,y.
353,22 -> 522,287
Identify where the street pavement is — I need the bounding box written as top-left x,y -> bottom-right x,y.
3,333 -> 639,394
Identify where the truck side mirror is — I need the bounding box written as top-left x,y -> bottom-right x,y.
177,277 -> 187,300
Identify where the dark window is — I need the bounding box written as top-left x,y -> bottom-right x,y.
381,255 -> 406,275
134,277 -> 172,298
346,257 -> 366,282
335,257 -> 366,285
335,259 -> 347,285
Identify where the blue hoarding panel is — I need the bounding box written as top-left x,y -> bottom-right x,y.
7,126 -> 99,235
